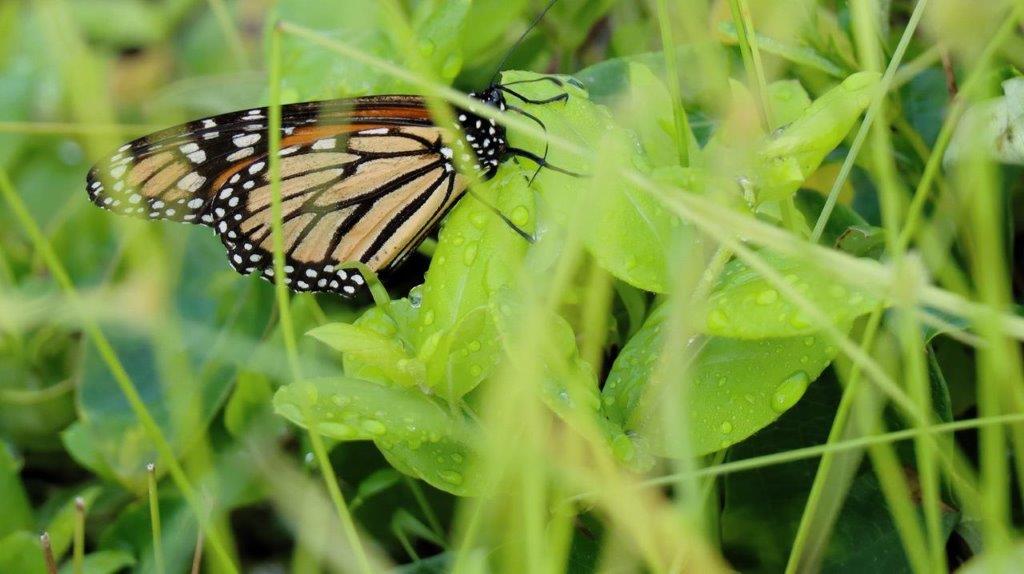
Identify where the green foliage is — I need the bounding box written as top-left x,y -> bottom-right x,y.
1,0 -> 1020,572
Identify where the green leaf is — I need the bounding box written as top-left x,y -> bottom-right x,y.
413,163 -> 534,348
717,22 -> 846,78
767,80 -> 812,127
603,304 -> 840,455
422,306 -> 501,400
583,136 -> 681,293
0,445 -> 32,538
625,63 -> 679,168
755,72 -> 880,202
309,322 -> 424,389
57,550 -> 135,574
273,377 -> 480,495
502,70 -> 689,293
0,531 -> 46,574
350,468 -> 402,511
702,251 -> 879,339
272,0 -> 393,100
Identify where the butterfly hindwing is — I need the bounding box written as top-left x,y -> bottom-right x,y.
213,125 -> 465,295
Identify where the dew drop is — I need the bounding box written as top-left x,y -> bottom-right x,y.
803,336 -> 815,347
422,310 -> 435,326
708,309 -> 729,329
440,470 -> 463,485
771,372 -> 810,413
470,212 -> 487,229
463,242 -> 478,265
318,422 -> 354,437
511,205 -> 530,226
361,419 -> 387,435
469,364 -> 482,377
441,52 -> 462,79
756,289 -> 778,305
611,434 -> 635,461
720,421 -> 733,434
468,340 -> 481,352
451,234 -> 465,246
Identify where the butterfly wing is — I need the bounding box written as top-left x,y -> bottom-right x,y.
87,96 -> 467,297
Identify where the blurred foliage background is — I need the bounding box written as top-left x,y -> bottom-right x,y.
1,0 -> 1023,573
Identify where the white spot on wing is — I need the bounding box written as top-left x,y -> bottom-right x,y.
312,138 -> 336,150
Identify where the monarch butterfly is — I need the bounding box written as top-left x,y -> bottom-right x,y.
85,76 -> 579,297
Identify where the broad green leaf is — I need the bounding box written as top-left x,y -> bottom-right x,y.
626,63 -> 679,168
702,251 -> 879,339
0,445 -> 32,537
422,306 -> 502,400
458,0 -> 529,69
272,0 -> 393,100
413,163 -> 534,348
603,304 -> 840,455
407,0 -> 471,82
756,72 -> 880,202
767,80 -> 812,127
0,531 -> 46,574
584,136 -> 680,293
273,377 -> 481,495
58,550 -> 135,574
309,322 -> 424,389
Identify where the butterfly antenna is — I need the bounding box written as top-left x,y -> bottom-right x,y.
489,0 -> 561,86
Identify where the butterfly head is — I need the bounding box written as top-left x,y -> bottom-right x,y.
458,87 -> 509,179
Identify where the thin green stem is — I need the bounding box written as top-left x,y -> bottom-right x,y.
147,463 -> 165,574
73,498 -> 85,574
783,311 -> 880,574
0,170 -> 237,574
728,0 -> 773,128
651,0 -> 695,165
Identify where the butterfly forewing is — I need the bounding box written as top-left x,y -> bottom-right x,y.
87,96 -> 467,297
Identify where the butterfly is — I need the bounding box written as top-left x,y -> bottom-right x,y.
85,77 -> 578,297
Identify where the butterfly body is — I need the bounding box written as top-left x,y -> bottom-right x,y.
87,88 -> 512,296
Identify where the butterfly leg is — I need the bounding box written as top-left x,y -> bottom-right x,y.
467,188 -> 535,243
498,85 -> 569,106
